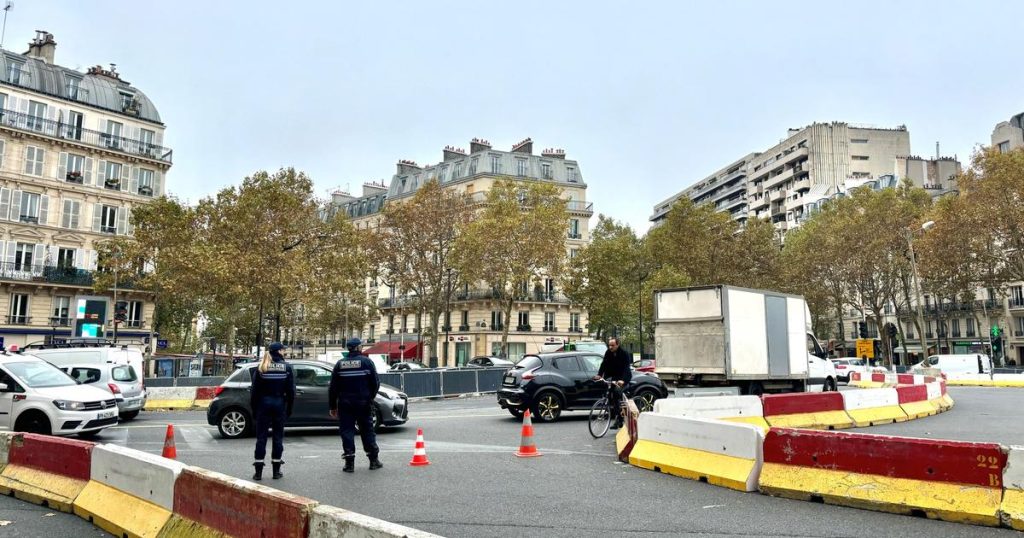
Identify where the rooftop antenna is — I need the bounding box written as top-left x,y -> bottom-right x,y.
0,1 -> 12,51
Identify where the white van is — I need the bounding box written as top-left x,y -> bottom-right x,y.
913,354 -> 992,376
25,347 -> 146,389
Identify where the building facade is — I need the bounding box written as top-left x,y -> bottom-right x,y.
335,138 -> 592,366
992,112 -> 1024,153
0,32 -> 170,348
650,153 -> 756,226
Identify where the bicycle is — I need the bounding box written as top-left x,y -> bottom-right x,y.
588,378 -> 630,439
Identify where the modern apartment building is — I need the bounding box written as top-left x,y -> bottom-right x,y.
332,138 -> 592,366
0,31 -> 170,348
651,122 -> 911,236
992,112 -> 1024,153
650,153 -> 756,226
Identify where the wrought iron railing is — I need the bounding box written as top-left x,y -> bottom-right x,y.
0,108 -> 172,163
0,262 -> 140,289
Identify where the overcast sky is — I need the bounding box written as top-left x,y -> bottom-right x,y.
13,0 -> 1023,233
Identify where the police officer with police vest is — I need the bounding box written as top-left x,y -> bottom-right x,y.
250,342 -> 295,480
328,338 -> 383,472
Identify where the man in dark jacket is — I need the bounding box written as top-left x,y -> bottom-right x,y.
594,337 -> 632,429
329,338 -> 382,472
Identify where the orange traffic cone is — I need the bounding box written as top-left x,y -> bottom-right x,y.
409,428 -> 430,466
515,409 -> 542,458
162,424 -> 177,459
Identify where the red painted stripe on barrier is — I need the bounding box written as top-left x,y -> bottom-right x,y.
763,428 -> 1005,488
174,467 -> 317,538
896,385 -> 927,404
194,386 -> 217,400
897,374 -> 915,385
761,392 -> 844,416
940,380 -> 948,395
7,433 -> 93,481
924,376 -> 936,383
850,372 -> 861,382
871,373 -> 886,383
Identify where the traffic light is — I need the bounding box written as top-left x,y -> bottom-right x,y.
993,337 -> 1003,356
858,321 -> 868,339
114,301 -> 128,323
886,323 -> 898,339
992,325 -> 1001,338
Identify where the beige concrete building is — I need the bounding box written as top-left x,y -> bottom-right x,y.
330,138 -> 592,366
992,112 -> 1024,153
0,32 -> 169,348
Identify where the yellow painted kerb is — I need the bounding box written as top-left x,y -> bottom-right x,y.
759,463 -> 1001,527
763,410 -> 853,430
0,464 -> 86,513
73,480 -> 172,538
846,406 -> 908,427
899,400 -> 938,420
629,439 -> 757,492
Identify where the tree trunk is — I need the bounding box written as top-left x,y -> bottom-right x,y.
500,294 -> 514,358
428,311 -> 441,367
834,297 -> 846,357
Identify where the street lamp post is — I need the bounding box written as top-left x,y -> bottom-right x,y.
905,221 -> 934,362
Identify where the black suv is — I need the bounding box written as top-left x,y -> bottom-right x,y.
497,352 -> 668,422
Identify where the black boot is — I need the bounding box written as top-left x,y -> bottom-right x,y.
271,461 -> 284,479
369,456 -> 383,470
252,462 -> 264,481
343,456 -> 355,473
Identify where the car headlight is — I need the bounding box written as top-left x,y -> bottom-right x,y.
53,400 -> 86,411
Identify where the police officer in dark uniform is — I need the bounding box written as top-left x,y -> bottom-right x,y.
250,342 -> 295,480
328,338 -> 382,473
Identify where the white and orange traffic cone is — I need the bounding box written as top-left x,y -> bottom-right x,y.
409,428 -> 430,466
162,424 -> 177,459
515,409 -> 542,458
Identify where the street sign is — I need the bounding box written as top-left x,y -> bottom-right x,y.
856,339 -> 875,359
157,339 -> 169,349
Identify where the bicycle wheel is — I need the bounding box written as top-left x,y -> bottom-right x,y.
588,397 -> 612,439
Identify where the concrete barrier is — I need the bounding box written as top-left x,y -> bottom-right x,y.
940,380 -> 955,410
629,413 -> 764,492
654,395 -> 769,430
1000,445 -> 1024,530
310,505 -> 443,538
897,374 -> 925,385
759,428 -> 1005,526
145,387 -> 198,409
74,444 -> 186,538
841,387 -> 908,426
0,433 -> 93,512
896,385 -> 938,420
761,392 -> 852,430
0,431 -> 16,473
615,399 -> 640,462
168,467 -> 318,537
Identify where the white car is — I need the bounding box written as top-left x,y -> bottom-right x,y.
59,363 -> 146,420
0,353 -> 119,437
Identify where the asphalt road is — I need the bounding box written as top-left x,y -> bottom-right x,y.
4,386 -> 1021,537
0,494 -> 111,537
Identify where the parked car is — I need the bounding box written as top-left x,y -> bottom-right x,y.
911,354 -> 993,377
58,363 -> 146,420
632,359 -> 656,373
390,361 -> 427,371
207,360 -> 409,439
831,358 -> 865,383
0,353 -> 119,437
26,346 -> 147,394
496,352 -> 669,422
466,356 -> 515,368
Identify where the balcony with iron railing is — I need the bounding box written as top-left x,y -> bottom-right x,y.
6,315 -> 30,325
49,316 -> 72,327
1011,298 -> 1024,310
0,108 -> 172,164
0,262 -> 141,289
451,287 -> 571,304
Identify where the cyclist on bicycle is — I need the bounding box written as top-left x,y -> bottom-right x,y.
592,337 -> 632,429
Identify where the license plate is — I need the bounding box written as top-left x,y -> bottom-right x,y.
503,375 -> 514,384
98,410 -> 116,420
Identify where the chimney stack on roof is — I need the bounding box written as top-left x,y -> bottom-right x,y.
87,63 -> 123,82
541,148 -> 566,160
511,138 -> 533,155
362,181 -> 388,196
470,138 -> 492,153
443,145 -> 467,162
396,159 -> 421,175
25,30 -> 56,64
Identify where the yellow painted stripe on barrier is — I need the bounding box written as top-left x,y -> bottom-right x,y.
851,381 -> 884,389
722,416 -> 771,433
898,400 -> 938,420
615,427 -> 630,455
0,464 -> 86,512
763,411 -> 853,430
1001,489 -> 1024,531
144,399 -> 195,410
628,439 -> 756,492
846,405 -> 908,427
156,514 -> 230,538
758,463 -> 1001,526
192,400 -> 213,409
940,394 -> 955,411
74,480 -> 171,538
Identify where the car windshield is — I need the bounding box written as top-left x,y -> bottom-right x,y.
5,361 -> 76,388
68,367 -> 102,384
515,356 -> 542,369
112,365 -> 137,382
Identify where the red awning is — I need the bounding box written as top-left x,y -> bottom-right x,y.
363,341 -> 420,360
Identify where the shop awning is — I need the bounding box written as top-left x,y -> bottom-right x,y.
363,341 -> 420,360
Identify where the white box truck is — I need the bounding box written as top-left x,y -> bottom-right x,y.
653,285 -> 837,395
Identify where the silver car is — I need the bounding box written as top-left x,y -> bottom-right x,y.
60,363 -> 146,420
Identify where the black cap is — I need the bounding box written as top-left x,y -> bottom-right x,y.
269,342 -> 284,353
346,337 -> 362,349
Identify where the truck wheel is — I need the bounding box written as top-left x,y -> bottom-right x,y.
746,382 -> 764,396
823,377 -> 837,392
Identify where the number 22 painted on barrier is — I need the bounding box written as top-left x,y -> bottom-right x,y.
977,455 -> 1002,487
